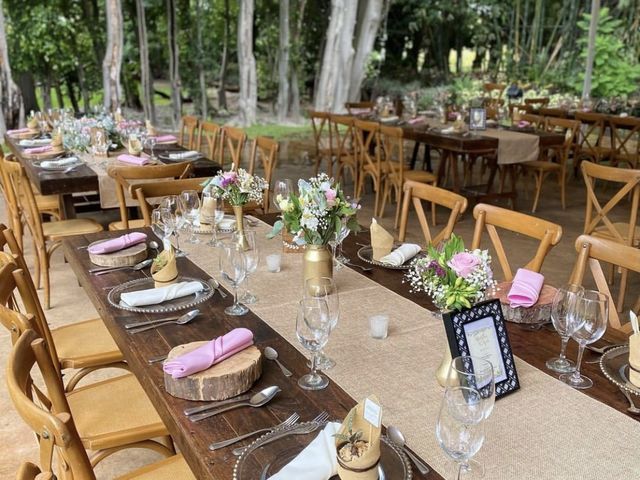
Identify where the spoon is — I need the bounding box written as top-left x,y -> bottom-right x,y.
148,240 -> 160,256
620,387 -> 640,415
189,385 -> 281,422
344,261 -> 373,272
264,347 -> 292,377
127,309 -> 200,334
124,309 -> 200,330
89,258 -> 153,275
209,278 -> 228,298
387,425 -> 430,475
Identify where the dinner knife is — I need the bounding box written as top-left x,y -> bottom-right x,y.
183,394 -> 252,416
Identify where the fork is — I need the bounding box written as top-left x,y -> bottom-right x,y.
343,261 -> 373,272
208,413 -> 300,451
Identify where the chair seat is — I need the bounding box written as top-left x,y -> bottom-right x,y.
43,218 -> 103,241
67,373 -> 168,450
109,219 -> 146,231
118,454 -> 196,480
522,160 -> 562,171
403,170 -> 437,183
52,318 -> 123,369
35,194 -> 60,212
592,223 -> 640,246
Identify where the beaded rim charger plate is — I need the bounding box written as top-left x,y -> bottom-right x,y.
193,215 -> 236,235
233,421 -> 412,480
599,345 -> 640,396
158,152 -> 203,162
357,244 -> 422,270
34,158 -> 83,171
107,276 -> 214,314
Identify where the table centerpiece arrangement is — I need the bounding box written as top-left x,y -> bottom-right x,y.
268,173 -> 360,282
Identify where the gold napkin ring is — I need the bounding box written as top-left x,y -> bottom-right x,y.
336,457 -> 380,473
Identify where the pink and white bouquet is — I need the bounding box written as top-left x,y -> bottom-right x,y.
206,168 -> 268,206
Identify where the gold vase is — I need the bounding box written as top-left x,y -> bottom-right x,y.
303,245 -> 333,285
434,310 -> 453,387
233,205 -> 248,250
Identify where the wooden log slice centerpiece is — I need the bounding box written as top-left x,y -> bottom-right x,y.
88,240 -> 147,267
492,281 -> 557,325
164,343 -> 262,401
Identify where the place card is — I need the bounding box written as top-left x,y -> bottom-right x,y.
363,397 -> 382,428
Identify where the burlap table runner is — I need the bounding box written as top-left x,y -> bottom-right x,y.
480,128 -> 540,165
181,219 -> 640,479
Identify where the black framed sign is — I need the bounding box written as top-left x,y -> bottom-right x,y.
469,107 -> 487,130
442,299 -> 520,398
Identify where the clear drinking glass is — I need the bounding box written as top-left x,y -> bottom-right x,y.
202,194 -> 225,247
447,356 -> 496,420
436,386 -> 486,480
233,230 -> 259,304
329,220 -> 350,269
559,290 -> 609,389
145,135 -> 157,160
179,190 -> 201,244
546,284 -> 584,373
304,277 -> 339,370
219,242 -> 248,316
272,179 -> 293,211
296,297 -> 331,390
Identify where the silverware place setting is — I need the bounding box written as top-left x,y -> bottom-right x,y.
264,347 -> 292,377
89,258 -> 153,275
208,412 -> 300,451
208,277 -> 228,298
188,386 -> 281,423
387,425 -> 430,475
126,309 -> 200,334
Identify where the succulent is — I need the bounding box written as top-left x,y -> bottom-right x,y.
334,411 -> 367,460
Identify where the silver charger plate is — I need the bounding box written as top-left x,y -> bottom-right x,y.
233,421 -> 412,480
357,244 -> 422,270
600,345 -> 640,396
193,215 -> 236,234
34,158 -> 83,171
106,276 -> 214,314
158,152 -> 203,162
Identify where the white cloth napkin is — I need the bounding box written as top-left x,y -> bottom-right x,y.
168,150 -> 200,160
19,138 -> 51,147
380,243 -> 421,266
441,126 -> 456,134
270,422 -> 340,480
120,281 -> 203,307
40,157 -> 79,169
218,216 -> 235,230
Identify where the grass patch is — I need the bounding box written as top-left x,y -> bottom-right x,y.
241,123 -> 313,140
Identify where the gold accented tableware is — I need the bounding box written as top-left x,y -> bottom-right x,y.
357,244 -> 422,270
600,345 -> 640,396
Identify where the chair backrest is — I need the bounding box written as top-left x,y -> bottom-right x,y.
17,462 -> 42,480
248,136 -> 279,212
543,117 -> 580,163
197,120 -> 221,160
570,234 -> 640,333
538,107 -> 567,118
483,82 -> 505,99
0,153 -> 24,232
219,126 -> 247,170
581,161 -> 640,246
575,112 -> 607,161
609,116 -> 640,168
398,181 -> 468,246
471,203 -> 563,281
107,162 -> 194,229
524,97 -> 550,108
179,115 -> 199,149
0,223 -> 30,274
379,125 -> 405,185
519,113 -> 543,128
7,328 -> 96,480
344,102 -> 374,115
353,119 -> 380,176
309,110 -> 333,156
330,114 -> 355,161
134,177 -> 207,225
7,160 -> 47,248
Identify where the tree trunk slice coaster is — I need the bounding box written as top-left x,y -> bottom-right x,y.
88,241 -> 148,267
164,343 -> 262,401
491,281 -> 557,325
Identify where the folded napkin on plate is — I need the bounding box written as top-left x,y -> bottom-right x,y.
218,217 -> 235,230
154,134 -> 177,143
270,422 -> 341,480
168,150 -> 200,160
163,328 -> 254,378
441,126 -> 456,134
25,145 -> 53,155
517,120 -> 531,128
507,268 -> 544,308
120,281 -> 203,307
7,128 -> 31,136
40,157 -> 79,169
379,115 -> 399,123
88,232 -> 147,255
117,154 -> 151,166
407,116 -> 428,125
20,138 -> 51,147
349,108 -> 371,115
380,243 -> 421,266
370,218 -> 394,261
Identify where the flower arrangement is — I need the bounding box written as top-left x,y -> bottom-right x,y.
268,173 -> 360,245
205,168 -> 268,206
405,234 -> 494,311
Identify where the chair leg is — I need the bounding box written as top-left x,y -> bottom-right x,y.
379,180 -> 389,219
559,169 -> 567,210
394,186 -> 402,230
531,170 -> 544,213
373,178 -> 381,219
431,182 -> 437,226
43,254 -> 51,310
33,241 -> 42,290
617,267 -> 629,313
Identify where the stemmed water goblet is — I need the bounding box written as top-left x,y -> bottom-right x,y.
233,230 -> 259,304
296,296 -> 331,390
329,220 -> 350,269
145,135 -> 157,160
160,195 -> 187,256
200,193 -> 225,247
219,242 -> 248,316
304,277 -> 339,370
179,190 -> 201,244
546,284 -> 584,373
446,356 -> 495,420
559,290 -> 608,389
272,178 -> 293,211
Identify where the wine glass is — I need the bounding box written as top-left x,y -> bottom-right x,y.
559,290 -> 609,389
145,135 -> 157,160
304,277 -> 339,370
446,356 -> 495,419
334,220 -> 351,266
546,284 -> 584,373
272,179 -> 293,212
151,208 -> 172,249
296,297 -> 331,390
219,242 -> 248,316
233,230 -> 259,304
161,195 -> 186,256
436,386 -> 485,479
179,190 -> 201,244
200,190 -> 225,247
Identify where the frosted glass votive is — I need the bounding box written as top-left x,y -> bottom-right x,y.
266,254 -> 282,273
369,314 -> 389,340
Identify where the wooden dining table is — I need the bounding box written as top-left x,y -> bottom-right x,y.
60,213 -> 638,479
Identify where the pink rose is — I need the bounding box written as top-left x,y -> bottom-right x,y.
447,252 -> 480,278
325,188 -> 337,205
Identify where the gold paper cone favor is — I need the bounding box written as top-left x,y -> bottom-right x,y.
629,334 -> 640,387
145,119 -> 158,137
27,117 -> 38,129
51,133 -> 63,147
370,218 -> 394,262
335,396 -> 382,480
151,248 -> 178,288
127,137 -> 143,156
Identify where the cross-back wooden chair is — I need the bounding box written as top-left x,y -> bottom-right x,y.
309,110 -> 334,176
378,125 -> 437,226
522,117 -> 580,212
538,107 -> 567,118
134,177 -> 206,225
570,235 -> 640,334
8,328 -> 194,480
471,203 -> 563,281
197,120 -> 222,160
331,114 -> 358,195
398,181 -> 468,247
609,116 -> 640,169
248,136 -> 279,212
483,82 -> 506,100
575,112 -> 610,167
218,126 -> 247,170
354,119 -> 383,213
524,97 -> 550,109
345,101 -> 374,115
179,115 -> 199,149
107,162 -> 194,231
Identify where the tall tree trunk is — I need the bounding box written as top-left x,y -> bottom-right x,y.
17,72 -> 38,114
314,0 -> 358,112
582,0 -> 600,99
77,63 -> 90,113
82,0 -> 104,67
54,82 -> 64,108
347,0 -> 383,101
66,78 -> 80,112
528,0 -> 542,65
237,0 -> 257,125
195,0 -> 207,118
42,75 -> 52,110
102,0 -> 124,112
276,0 -> 290,122
167,0 -> 181,127
513,0 -> 521,63
0,0 -> 21,132
136,0 -> 156,123
218,0 -> 230,111
288,0 -> 307,122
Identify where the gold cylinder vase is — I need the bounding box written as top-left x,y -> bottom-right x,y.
233,205 -> 249,250
303,245 -> 333,285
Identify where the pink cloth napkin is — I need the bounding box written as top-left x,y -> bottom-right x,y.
117,154 -> 151,166
7,128 -> 31,135
507,268 -> 545,308
24,145 -> 53,155
517,120 -> 531,128
163,328 -> 254,379
87,232 -> 147,255
154,134 -> 177,143
408,116 -> 428,125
